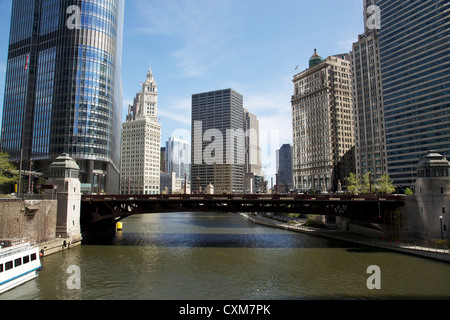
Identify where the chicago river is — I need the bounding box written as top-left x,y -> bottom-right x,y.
1,211 -> 449,300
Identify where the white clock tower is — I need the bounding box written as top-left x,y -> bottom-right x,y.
121,65 -> 162,195
141,67 -> 158,118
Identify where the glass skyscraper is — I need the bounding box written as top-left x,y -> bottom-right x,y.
1,0 -> 124,194
166,136 -> 190,183
191,89 -> 245,194
374,0 -> 450,188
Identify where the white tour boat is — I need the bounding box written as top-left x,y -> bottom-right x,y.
0,238 -> 42,294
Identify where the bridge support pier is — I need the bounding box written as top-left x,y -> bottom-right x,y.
45,154 -> 82,245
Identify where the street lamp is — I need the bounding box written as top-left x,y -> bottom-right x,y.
440,215 -> 444,240
196,177 -> 200,194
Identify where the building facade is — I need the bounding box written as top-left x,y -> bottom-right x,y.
191,89 -> 245,193
243,108 -> 262,177
374,0 -> 450,188
120,67 -> 161,195
243,108 -> 263,193
276,144 -> 293,190
0,0 -> 124,194
292,50 -> 355,192
166,136 -> 190,183
351,28 -> 388,180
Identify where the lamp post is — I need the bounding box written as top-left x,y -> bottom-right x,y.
440,215 -> 444,240
196,177 -> 200,194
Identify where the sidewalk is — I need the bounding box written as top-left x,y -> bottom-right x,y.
240,213 -> 450,263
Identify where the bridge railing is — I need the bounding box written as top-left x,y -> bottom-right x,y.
82,193 -> 405,202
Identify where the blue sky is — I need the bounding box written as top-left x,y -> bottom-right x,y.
0,0 -> 364,178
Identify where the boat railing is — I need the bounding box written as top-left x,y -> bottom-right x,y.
0,241 -> 35,260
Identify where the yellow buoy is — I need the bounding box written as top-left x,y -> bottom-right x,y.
116,222 -> 123,231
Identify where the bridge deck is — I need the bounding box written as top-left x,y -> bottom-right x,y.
80,193 -> 406,227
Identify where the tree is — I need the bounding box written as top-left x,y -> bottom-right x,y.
0,152 -> 18,191
375,174 -> 396,194
346,172 -> 361,194
359,172 -> 374,194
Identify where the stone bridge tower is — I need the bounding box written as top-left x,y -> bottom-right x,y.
46,154 -> 82,244
414,151 -> 450,240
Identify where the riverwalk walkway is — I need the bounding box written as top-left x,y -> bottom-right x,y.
240,213 -> 450,263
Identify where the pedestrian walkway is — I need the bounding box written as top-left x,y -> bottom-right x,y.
240,213 -> 450,263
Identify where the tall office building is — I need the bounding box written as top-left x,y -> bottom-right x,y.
243,108 -> 262,176
0,0 -> 124,194
351,28 -> 387,180
166,136 -> 190,183
191,89 -> 244,193
373,0 -> 450,187
276,144 -> 293,188
120,67 -> 161,195
243,108 -> 262,193
292,50 -> 355,192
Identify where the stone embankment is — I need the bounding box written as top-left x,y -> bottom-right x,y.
0,199 -> 80,257
240,213 -> 450,263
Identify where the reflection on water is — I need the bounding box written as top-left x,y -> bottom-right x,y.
1,212 -> 450,300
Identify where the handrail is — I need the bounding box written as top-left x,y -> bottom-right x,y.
82,193 -> 405,202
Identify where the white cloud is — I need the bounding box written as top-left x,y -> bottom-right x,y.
133,0 -> 241,78
243,83 -> 293,178
159,97 -> 191,125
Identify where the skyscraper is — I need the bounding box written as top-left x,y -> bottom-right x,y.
292,50 -> 355,192
166,136 -> 190,183
243,108 -> 262,194
351,28 -> 387,180
191,89 -> 244,193
276,144 -> 293,189
0,0 -> 124,194
243,108 -> 262,177
373,0 -> 450,188
120,67 -> 161,195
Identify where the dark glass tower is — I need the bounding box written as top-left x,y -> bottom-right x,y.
374,0 -> 450,188
191,89 -> 245,194
276,144 -> 293,188
1,0 -> 124,194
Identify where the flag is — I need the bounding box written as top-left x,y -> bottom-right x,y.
295,65 -> 298,70
24,54 -> 29,70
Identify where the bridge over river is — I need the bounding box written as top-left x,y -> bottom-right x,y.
80,193 -> 405,232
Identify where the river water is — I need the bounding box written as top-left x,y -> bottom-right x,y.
2,211 -> 450,300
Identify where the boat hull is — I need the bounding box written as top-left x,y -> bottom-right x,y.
0,269 -> 39,295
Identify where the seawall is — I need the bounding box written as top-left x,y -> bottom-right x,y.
0,199 -> 81,256
240,213 -> 450,263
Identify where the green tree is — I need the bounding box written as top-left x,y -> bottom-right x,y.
360,172 -> 373,194
346,172 -> 361,194
0,152 -> 18,191
375,174 -> 396,194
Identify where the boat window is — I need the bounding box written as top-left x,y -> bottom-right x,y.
0,264 -> 3,272
14,258 -> 22,267
23,255 -> 30,264
5,261 -> 13,271
30,253 -> 37,261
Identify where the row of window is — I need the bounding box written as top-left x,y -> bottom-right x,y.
0,253 -> 37,273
